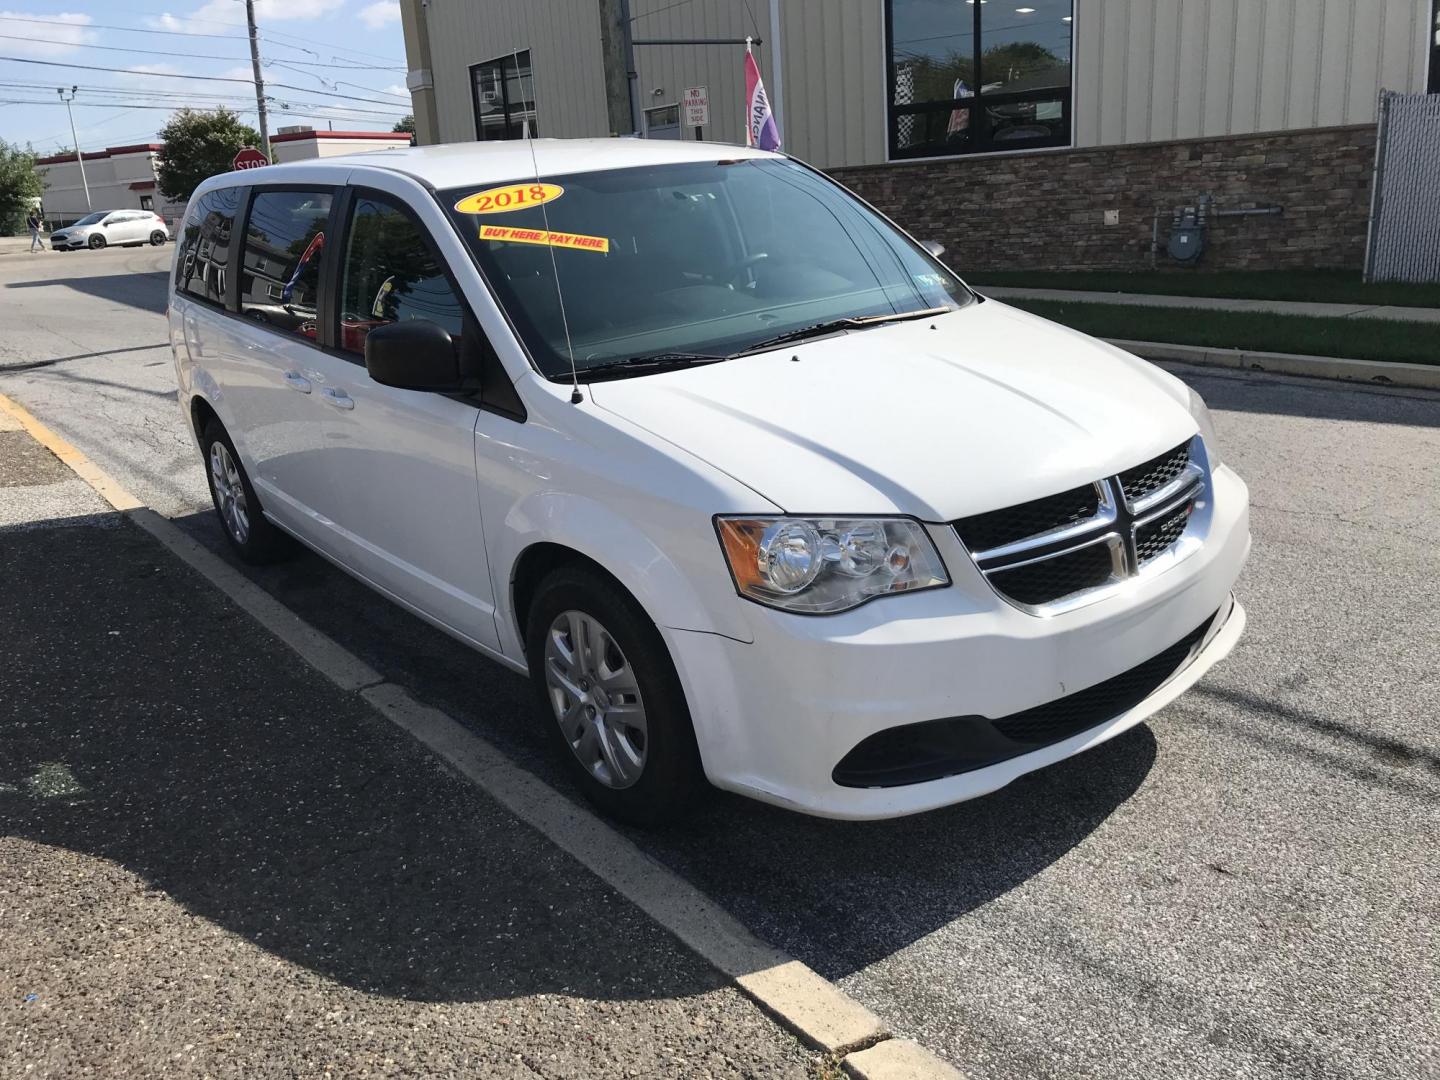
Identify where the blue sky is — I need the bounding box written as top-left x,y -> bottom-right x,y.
0,0 -> 409,154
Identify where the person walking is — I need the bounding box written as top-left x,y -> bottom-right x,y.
26,210 -> 44,253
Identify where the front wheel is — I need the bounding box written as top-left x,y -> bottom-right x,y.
526,566 -> 704,825
149,231 -> 166,246
199,419 -> 295,564
87,233 -> 105,250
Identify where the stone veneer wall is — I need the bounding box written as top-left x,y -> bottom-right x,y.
828,125 -> 1377,273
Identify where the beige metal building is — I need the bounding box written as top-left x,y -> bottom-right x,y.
399,0 -> 1440,271
401,0 -> 1436,167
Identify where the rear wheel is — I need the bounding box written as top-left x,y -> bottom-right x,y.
200,419 -> 295,564
149,231 -> 166,246
526,566 -> 703,825
87,233 -> 105,250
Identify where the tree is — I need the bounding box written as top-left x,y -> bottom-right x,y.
0,142 -> 42,234
393,114 -> 415,136
156,107 -> 262,203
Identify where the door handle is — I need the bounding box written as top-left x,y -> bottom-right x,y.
282,370 -> 312,393
320,386 -> 354,410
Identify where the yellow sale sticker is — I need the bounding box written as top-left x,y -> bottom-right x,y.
454,182 -> 564,214
479,224 -> 609,253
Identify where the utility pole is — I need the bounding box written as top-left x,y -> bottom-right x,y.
243,0 -> 272,160
56,86 -> 91,211
597,0 -> 638,135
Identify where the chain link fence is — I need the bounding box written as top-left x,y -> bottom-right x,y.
1364,91 -> 1440,283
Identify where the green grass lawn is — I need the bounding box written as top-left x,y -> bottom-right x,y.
966,269 -> 1440,309
1005,299 -> 1440,367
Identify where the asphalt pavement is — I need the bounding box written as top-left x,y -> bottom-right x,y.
0,403 -> 818,1078
2,246 -> 1437,1080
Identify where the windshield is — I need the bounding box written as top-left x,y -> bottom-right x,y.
442,158 -> 970,378
72,212 -> 106,227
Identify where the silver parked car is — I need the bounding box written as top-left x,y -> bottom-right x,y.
50,209 -> 170,250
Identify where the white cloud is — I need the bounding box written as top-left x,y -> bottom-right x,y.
0,10 -> 96,57
382,83 -> 407,97
358,1 -> 399,30
151,0 -> 343,34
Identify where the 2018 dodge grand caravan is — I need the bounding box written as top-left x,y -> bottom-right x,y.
168,139 -> 1249,824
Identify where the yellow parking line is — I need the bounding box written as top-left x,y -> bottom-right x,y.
0,391 -> 144,512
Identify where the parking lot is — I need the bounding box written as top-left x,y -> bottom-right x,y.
2,247 -> 1437,1079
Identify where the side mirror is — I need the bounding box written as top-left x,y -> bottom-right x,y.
921,240 -> 946,259
364,320 -> 462,391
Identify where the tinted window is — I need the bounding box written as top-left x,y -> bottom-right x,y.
1431,0 -> 1440,94
339,194 -> 464,356
471,50 -> 538,140
443,159 -> 968,378
888,0 -> 1072,158
176,187 -> 240,307
239,189 -> 332,341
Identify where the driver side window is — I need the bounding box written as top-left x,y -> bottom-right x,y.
339,193 -> 464,357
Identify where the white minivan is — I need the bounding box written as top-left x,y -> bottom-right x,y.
169,140 -> 1249,823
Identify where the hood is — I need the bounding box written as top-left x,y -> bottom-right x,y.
588,300 -> 1198,521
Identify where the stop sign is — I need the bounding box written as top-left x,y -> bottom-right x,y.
232,147 -> 268,170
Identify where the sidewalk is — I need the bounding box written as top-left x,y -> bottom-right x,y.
980,284 -> 1440,324
0,235 -> 52,257
0,416 -> 818,1079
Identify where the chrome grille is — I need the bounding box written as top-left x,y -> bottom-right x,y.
1119,443 -> 1192,504
954,484 -> 1099,552
955,438 -> 1205,613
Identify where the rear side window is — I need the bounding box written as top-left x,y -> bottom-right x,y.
338,193 -> 465,357
175,187 -> 240,307
239,189 -> 332,342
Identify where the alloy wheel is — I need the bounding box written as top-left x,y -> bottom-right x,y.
543,610 -> 649,789
208,441 -> 250,545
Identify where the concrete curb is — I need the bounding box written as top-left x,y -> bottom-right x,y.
844,1039 -> 969,1079
0,389 -> 962,1079
1107,338 -> 1440,391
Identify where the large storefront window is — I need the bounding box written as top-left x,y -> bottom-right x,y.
471,50 -> 538,141
887,0 -> 1073,158
1429,0 -> 1439,93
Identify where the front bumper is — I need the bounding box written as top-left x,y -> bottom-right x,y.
665,463 -> 1250,819
50,236 -> 85,249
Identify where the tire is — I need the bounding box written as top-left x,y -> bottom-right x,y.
150,231 -> 166,246
526,566 -> 704,826
199,418 -> 295,564
87,233 -> 105,250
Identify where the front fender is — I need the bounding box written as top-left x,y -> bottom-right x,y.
494,491 -> 757,661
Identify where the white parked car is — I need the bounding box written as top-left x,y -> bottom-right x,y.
168,141 -> 1249,823
51,208 -> 169,250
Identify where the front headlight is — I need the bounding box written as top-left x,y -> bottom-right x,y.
1188,387 -> 1221,467
716,516 -> 949,614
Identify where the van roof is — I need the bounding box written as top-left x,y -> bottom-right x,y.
238,138 -> 780,191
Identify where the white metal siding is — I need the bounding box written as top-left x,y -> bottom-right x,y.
413,1 -> 1430,167
1073,0 -> 1431,148
421,1 -> 610,145
627,0 -> 771,149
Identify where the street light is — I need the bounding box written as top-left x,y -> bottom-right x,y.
56,85 -> 91,212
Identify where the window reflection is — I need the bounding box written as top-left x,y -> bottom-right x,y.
888,0 -> 1072,158
472,49 -> 538,141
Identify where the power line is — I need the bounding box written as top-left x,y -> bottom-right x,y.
0,55 -> 413,106
98,3 -> 410,65
0,13 -> 248,40
6,97 -> 408,119
0,32 -> 251,63
0,12 -> 404,67
0,79 -> 408,115
0,32 -> 405,72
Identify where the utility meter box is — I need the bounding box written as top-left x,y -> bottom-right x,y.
1167,206 -> 1205,263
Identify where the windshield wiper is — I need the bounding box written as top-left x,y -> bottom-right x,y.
577,351 -> 731,381
735,306 -> 953,356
